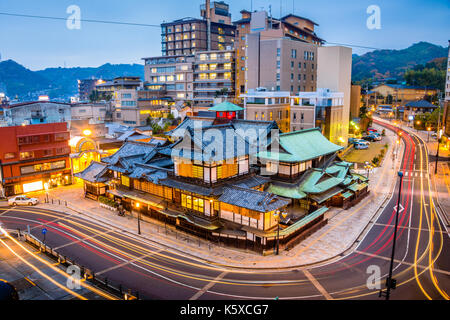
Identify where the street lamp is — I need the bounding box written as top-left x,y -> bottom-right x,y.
135,202 -> 141,235
273,210 -> 288,255
83,129 -> 92,137
364,162 -> 371,179
380,171 -> 404,300
427,127 -> 432,143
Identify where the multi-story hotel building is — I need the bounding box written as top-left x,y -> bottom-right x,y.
161,1 -> 236,56
234,10 -> 324,97
193,50 -> 235,110
0,122 -> 72,197
245,36 -> 318,96
143,55 -> 194,102
444,40 -> 450,146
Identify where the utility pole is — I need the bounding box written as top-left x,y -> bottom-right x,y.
380,171 -> 404,300
435,91 -> 443,175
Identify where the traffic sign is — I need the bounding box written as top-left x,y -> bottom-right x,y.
42,228 -> 47,235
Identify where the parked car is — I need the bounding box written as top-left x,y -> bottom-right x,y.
8,195 -> 39,206
354,139 -> 370,146
370,133 -> 382,141
355,143 -> 369,150
362,135 -> 375,142
367,128 -> 378,133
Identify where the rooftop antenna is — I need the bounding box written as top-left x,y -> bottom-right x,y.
251,0 -> 253,12
269,5 -> 272,28
293,0 -> 295,14
280,0 -> 282,18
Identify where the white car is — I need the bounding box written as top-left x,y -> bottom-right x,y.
8,195 -> 39,206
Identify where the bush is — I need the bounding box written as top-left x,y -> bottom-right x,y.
372,156 -> 380,166
99,196 -> 118,208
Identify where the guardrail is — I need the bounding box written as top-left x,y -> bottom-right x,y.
14,230 -> 141,300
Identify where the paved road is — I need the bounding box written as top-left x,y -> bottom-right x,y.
1,120 -> 448,300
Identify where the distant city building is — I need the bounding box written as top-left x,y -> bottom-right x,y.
78,79 -> 104,101
161,1 -> 236,56
403,100 -> 438,122
71,102 -> 112,123
95,77 -> 142,99
3,101 -> 71,127
0,122 -> 72,197
368,84 -> 438,107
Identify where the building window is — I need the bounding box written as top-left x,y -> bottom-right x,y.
291,49 -> 297,59
121,176 -> 130,187
55,132 -> 69,141
55,147 -> 70,155
4,152 -> 15,160
20,152 -> 34,160
277,48 -> 281,57
43,149 -> 53,157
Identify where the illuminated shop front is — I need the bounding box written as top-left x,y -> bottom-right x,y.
69,136 -> 104,176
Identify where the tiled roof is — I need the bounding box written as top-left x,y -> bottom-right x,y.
219,186 -> 290,213
258,128 -> 343,163
404,100 -> 437,108
208,101 -> 244,112
74,161 -> 108,183
102,141 -> 158,166
171,123 -> 250,162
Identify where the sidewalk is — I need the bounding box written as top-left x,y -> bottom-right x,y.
30,125 -> 403,270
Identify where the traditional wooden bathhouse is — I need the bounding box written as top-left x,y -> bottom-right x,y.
75,103 -> 370,254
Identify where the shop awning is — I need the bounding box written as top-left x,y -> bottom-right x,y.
310,187 -> 343,204
348,183 -> 369,193
124,192 -> 165,210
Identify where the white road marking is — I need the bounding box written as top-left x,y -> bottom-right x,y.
302,269 -> 333,300
190,271 -> 228,300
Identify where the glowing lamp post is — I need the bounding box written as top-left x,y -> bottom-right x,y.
273,210 -> 288,255
135,202 -> 141,235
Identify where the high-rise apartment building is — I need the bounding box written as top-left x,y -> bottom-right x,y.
161,1 -> 236,56
193,50 -> 235,110
234,10 -> 324,97
245,36 -> 317,95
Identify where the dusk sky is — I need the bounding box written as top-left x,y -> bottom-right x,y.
0,0 -> 448,70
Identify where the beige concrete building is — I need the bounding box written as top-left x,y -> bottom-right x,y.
317,46 -> 352,147
245,36 -> 317,95
112,89 -> 140,126
350,85 -> 362,119
234,10 -> 324,98
70,102 -> 112,122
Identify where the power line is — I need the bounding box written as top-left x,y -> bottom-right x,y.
0,11 -> 386,51
0,12 -> 161,28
